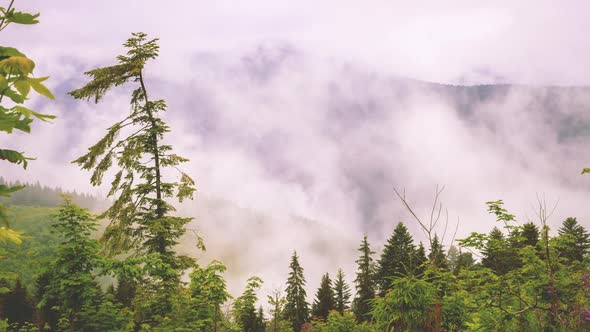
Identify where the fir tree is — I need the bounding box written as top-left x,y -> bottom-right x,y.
353,236 -> 376,322
482,227 -> 511,274
284,251 -> 309,331
558,217 -> 590,262
4,279 -> 33,328
312,273 -> 335,320
41,196 -> 101,332
255,306 -> 266,332
333,268 -> 352,314
428,234 -> 448,269
377,222 -> 417,294
414,242 -> 428,276
521,222 -> 540,248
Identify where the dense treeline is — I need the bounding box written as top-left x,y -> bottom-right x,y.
0,178 -> 107,211
3,2 -> 590,331
3,197 -> 590,331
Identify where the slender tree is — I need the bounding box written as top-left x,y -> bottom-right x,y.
68,33 -> 196,292
352,236 -> 376,322
284,251 -> 309,331
333,269 -> 351,314
267,289 -> 288,332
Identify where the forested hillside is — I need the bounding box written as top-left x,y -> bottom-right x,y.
3,1 -> 590,332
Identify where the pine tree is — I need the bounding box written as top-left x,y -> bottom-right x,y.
68,33 -> 197,320
333,269 -> 351,314
284,251 -> 309,331
69,31 -> 196,262
352,236 -> 376,322
377,222 -> 417,294
41,196 -> 101,332
428,234 -> 448,269
4,279 -> 34,328
521,222 -> 540,248
255,306 -> 266,332
312,273 -> 335,320
558,217 -> 590,262
414,242 -> 428,276
482,227 -> 511,274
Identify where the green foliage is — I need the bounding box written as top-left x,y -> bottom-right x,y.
352,236 -> 376,322
312,273 -> 335,320
68,34 -> 198,322
233,276 -> 264,332
35,196 -> 115,331
333,269 -> 351,314
370,275 -> 435,332
311,311 -> 377,332
377,222 -> 423,294
0,0 -> 55,245
267,289 -> 291,332
557,217 -> 590,263
284,251 -> 310,331
187,260 -> 231,330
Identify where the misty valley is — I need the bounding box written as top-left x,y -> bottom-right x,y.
3,1 -> 590,332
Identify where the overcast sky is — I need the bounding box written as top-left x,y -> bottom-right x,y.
3,1 -> 590,298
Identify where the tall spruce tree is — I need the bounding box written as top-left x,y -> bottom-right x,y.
557,217 -> 590,262
377,222 -> 417,294
333,268 -> 351,314
284,251 -> 309,331
352,235 -> 376,322
312,273 -> 335,320
68,33 -> 196,291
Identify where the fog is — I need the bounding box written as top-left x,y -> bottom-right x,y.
2,0 -> 590,301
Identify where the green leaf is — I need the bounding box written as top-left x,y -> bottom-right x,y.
0,47 -> 26,60
582,168 -> 590,175
13,106 -> 56,122
28,77 -> 54,99
0,148 -> 34,168
0,75 -> 7,90
13,78 -> 30,98
6,11 -> 40,25
2,88 -> 24,103
0,56 -> 35,75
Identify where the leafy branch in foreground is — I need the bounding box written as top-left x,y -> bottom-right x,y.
0,0 -> 55,244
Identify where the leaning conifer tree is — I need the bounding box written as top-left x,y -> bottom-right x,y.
68,32 -> 196,285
